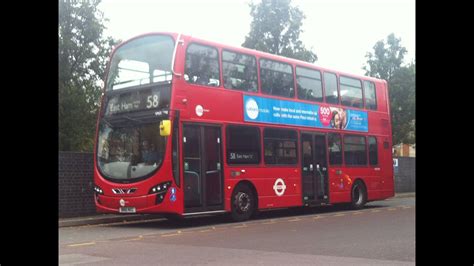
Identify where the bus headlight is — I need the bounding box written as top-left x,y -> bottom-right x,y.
94,185 -> 104,195
149,181 -> 172,195
149,181 -> 172,204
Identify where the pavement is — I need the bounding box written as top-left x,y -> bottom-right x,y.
59,192 -> 415,228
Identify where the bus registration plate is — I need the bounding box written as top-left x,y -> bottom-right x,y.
119,207 -> 136,213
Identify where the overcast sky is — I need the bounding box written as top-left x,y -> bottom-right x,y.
98,0 -> 415,76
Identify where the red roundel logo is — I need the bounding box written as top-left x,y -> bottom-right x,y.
319,106 -> 331,126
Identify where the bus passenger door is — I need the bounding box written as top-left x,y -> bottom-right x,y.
182,124 -> 224,212
313,134 -> 329,202
301,134 -> 316,202
301,133 -> 329,205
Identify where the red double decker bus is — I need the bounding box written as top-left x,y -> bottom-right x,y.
94,32 -> 394,221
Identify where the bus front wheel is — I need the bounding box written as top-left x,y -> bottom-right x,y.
350,181 -> 367,209
231,184 -> 255,222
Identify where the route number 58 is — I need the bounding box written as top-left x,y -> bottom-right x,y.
146,94 -> 159,108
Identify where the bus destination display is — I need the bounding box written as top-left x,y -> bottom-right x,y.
106,89 -> 160,115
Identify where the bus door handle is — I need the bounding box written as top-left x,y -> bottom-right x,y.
206,170 -> 219,174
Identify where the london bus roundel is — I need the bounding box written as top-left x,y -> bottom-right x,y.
273,178 -> 286,196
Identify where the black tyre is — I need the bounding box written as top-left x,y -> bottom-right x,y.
231,184 -> 255,222
350,181 -> 367,209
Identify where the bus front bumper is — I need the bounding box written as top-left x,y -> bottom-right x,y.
94,193 -> 178,214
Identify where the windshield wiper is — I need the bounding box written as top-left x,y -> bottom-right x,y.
102,117 -> 113,127
103,113 -> 151,128
122,115 -> 141,124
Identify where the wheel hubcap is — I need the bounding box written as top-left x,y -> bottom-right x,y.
237,192 -> 250,212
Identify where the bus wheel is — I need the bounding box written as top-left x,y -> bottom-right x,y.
350,181 -> 367,209
231,184 -> 255,222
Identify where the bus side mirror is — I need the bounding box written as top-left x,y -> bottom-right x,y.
160,120 -> 171,136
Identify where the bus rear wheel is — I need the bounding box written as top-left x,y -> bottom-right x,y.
350,181 -> 367,209
231,184 -> 255,222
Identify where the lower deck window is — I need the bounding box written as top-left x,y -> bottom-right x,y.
344,135 -> 367,165
264,128 -> 297,165
226,125 -> 260,164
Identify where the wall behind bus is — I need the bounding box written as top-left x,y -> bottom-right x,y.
393,157 -> 416,193
59,152 -> 96,218
58,153 -> 415,218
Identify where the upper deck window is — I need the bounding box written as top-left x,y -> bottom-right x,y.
324,72 -> 338,104
184,43 -> 220,87
107,35 -> 174,91
222,50 -> 258,92
260,59 -> 295,98
364,80 -> 377,110
296,67 -> 323,102
340,76 -> 363,109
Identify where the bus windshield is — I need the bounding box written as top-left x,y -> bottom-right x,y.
97,121 -> 166,181
107,34 -> 175,91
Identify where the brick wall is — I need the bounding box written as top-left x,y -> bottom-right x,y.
393,157 -> 416,193
59,152 -> 96,218
59,153 -> 415,218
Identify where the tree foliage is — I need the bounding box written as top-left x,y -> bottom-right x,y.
389,63 -> 416,145
363,33 -> 415,145
363,33 -> 407,80
242,0 -> 317,63
59,0 -> 117,151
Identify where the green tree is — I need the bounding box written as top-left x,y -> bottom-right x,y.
59,0 -> 117,151
363,33 -> 407,80
389,63 -> 416,145
363,33 -> 415,145
242,0 -> 317,63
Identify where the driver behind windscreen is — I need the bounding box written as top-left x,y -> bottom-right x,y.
141,140 -> 159,165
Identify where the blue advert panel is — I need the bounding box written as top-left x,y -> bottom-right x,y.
243,95 -> 368,132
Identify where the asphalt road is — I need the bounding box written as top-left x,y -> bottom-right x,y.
59,197 -> 415,265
